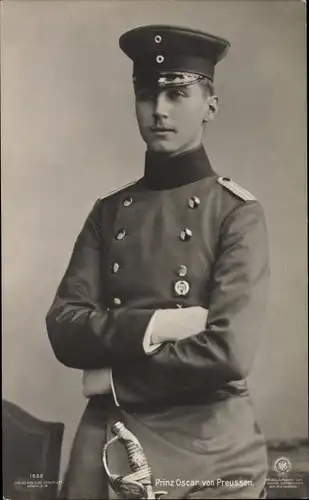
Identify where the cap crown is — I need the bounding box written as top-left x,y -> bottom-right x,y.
119,24 -> 230,82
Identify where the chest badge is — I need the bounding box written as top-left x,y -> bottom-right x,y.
174,280 -> 190,296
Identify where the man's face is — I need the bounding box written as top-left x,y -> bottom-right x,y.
135,82 -> 215,155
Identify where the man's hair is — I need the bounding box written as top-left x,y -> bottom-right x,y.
199,77 -> 216,97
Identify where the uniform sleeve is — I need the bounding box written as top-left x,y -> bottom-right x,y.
113,200 -> 270,401
45,200 -> 155,370
152,201 -> 269,385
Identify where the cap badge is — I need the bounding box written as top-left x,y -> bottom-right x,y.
157,72 -> 203,88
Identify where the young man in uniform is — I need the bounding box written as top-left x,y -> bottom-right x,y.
46,25 -> 270,499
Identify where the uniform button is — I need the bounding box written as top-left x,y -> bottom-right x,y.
112,262 -> 120,274
174,280 -> 190,296
123,197 -> 133,207
115,229 -> 126,240
188,196 -> 200,209
154,35 -> 162,43
113,297 -> 122,306
156,55 -> 164,63
180,228 -> 192,241
177,265 -> 187,277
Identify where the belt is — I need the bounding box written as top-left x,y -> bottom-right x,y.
90,388 -> 245,414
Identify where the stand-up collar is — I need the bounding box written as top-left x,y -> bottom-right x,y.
143,145 -> 215,190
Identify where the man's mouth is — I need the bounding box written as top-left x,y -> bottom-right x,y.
151,127 -> 175,133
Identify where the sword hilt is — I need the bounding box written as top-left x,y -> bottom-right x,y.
102,421 -> 167,499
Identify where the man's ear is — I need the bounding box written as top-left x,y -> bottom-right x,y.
203,95 -> 219,123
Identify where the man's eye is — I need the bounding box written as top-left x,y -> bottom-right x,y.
168,89 -> 186,100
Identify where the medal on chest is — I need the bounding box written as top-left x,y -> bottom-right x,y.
174,280 -> 190,297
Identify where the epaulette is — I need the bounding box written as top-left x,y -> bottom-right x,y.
99,179 -> 140,200
216,176 -> 256,201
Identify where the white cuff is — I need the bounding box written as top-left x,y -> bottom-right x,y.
82,368 -> 112,398
143,311 -> 163,354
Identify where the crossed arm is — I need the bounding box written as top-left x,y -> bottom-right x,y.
46,198 -> 270,399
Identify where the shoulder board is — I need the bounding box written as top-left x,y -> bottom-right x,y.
99,179 -> 140,200
216,176 -> 256,201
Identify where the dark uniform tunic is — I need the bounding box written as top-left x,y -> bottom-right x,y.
46,145 -> 270,499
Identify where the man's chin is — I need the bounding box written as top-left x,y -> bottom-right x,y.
146,141 -> 177,154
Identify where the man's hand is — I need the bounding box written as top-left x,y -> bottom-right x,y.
150,306 -> 208,345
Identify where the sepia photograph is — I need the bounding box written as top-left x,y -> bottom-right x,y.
2,1 -> 307,499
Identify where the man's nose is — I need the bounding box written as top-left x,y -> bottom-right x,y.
153,92 -> 169,119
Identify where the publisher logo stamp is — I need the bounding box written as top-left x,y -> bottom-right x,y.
273,456 -> 292,475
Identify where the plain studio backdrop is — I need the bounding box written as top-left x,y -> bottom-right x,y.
2,0 -> 307,481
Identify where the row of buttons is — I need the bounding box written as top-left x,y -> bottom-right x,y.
111,262 -> 188,277
121,195 -> 200,209
110,280 -> 190,307
115,227 -> 193,242
110,262 -> 190,303
110,265 -> 190,305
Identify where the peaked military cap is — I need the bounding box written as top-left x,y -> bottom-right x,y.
119,24 -> 230,88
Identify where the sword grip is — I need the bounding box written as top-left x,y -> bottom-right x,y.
112,422 -> 155,492
111,421 -> 151,479
109,422 -> 167,499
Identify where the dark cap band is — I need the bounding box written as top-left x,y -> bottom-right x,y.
133,53 -> 215,81
133,71 -> 206,90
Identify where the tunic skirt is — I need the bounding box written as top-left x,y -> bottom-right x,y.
60,393 -> 268,499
